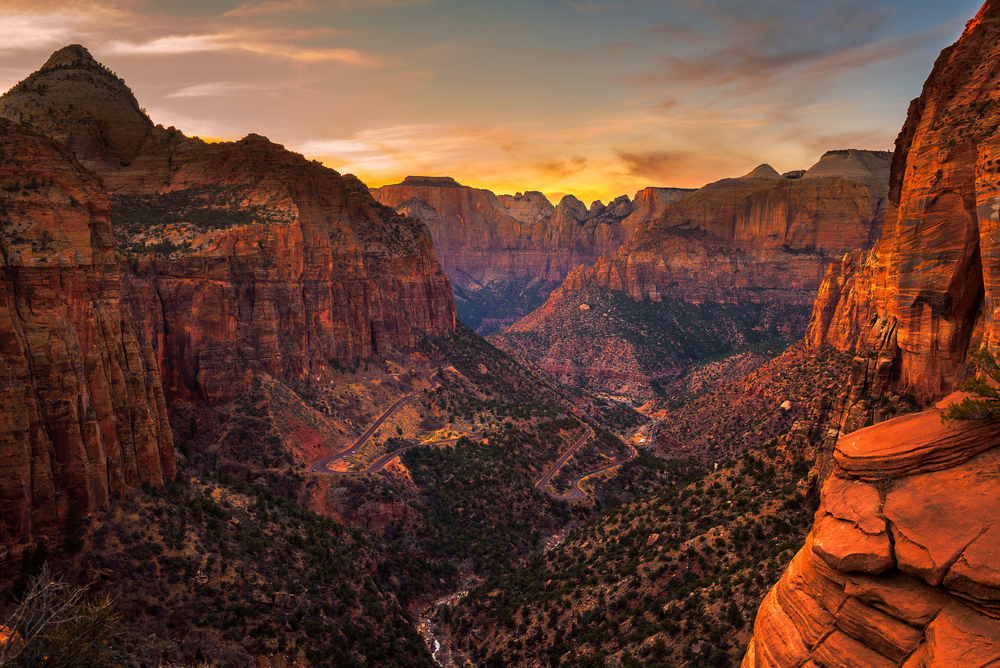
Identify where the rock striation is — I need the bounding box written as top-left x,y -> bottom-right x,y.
1,46 -> 456,405
747,4 -> 1000,665
806,2 -> 1000,402
743,395 -> 1000,668
0,45 -> 456,551
491,151 -> 890,396
0,119 -> 174,550
371,177 -> 691,333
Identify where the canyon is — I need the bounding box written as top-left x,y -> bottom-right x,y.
372,176 -> 692,335
491,150 -> 892,397
2,0 -> 1000,663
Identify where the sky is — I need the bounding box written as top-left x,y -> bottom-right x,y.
0,0 -> 986,204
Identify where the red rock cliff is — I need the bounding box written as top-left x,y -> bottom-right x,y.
742,395 -> 1000,668
747,5 -> 1000,665
563,152 -> 889,306
1,46 -> 456,404
806,3 -> 1000,401
371,176 -> 683,291
0,120 -> 174,550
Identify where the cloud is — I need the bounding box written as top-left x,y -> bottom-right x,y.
225,0 -> 427,13
223,0 -> 317,17
108,30 -> 379,64
166,81 -> 267,98
534,156 -> 588,178
628,0 -> 913,92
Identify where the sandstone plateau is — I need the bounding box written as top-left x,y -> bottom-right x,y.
0,45 -> 456,549
372,176 -> 691,334
491,150 -> 891,396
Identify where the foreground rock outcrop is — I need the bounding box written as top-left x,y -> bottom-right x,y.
492,151 -> 890,396
0,120 -> 174,550
743,395 -> 1000,667
1,46 -> 456,404
747,4 -> 1000,665
371,176 -> 691,333
806,2 -> 1000,402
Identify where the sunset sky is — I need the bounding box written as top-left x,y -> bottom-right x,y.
0,0 -> 985,204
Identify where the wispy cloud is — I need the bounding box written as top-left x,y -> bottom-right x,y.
108,29 -> 379,64
224,0 -> 317,17
166,81 -> 269,98
225,0 -> 427,14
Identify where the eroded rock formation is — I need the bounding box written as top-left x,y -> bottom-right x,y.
371,176 -> 691,333
806,2 -> 1000,402
747,4 -> 1000,664
491,151 -> 890,396
0,120 -> 173,550
743,395 -> 1000,667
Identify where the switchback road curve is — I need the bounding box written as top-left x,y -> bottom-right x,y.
311,370 -> 440,474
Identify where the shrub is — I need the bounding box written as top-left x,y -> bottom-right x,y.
1,566 -> 120,667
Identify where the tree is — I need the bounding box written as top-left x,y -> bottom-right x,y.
1,566 -> 120,667
943,347 -> 1000,422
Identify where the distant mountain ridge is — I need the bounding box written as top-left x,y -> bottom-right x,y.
490,149 -> 892,397
371,177 -> 693,334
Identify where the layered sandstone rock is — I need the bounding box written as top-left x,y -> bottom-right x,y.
806,2 -> 1000,401
0,120 -> 174,549
491,151 -> 890,395
371,177 -> 690,333
742,396 -> 1000,668
1,47 -> 456,405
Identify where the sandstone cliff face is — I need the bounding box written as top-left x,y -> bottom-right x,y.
747,5 -> 1000,665
371,177 -> 689,334
567,151 -> 889,306
491,151 -> 890,396
1,47 -> 456,405
0,120 -> 174,550
806,3 -> 1000,401
742,395 -> 1000,668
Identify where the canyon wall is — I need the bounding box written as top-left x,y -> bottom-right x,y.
491,152 -> 890,396
1,45 -> 456,405
805,1 -> 1000,401
371,176 -> 691,333
0,119 -> 174,551
0,45 -> 456,549
746,4 -> 1000,665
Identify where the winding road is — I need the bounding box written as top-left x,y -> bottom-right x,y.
535,420 -> 657,500
310,370 -> 443,474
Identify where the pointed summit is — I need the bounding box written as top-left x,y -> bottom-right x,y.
740,164 -> 782,179
41,44 -> 99,70
0,44 -> 152,172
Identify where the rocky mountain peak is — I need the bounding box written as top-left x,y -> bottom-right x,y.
401,175 -> 463,188
741,163 -> 782,179
0,44 -> 152,171
41,43 -> 99,70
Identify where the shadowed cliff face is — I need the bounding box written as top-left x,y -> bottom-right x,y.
0,120 -> 174,550
491,151 -> 890,397
371,176 -> 692,334
1,45 -> 456,405
806,1 -> 1000,402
